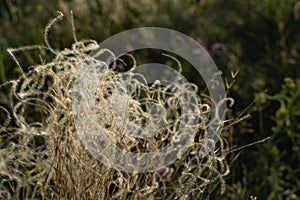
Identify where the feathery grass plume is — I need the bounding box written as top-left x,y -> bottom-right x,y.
0,12 -> 233,199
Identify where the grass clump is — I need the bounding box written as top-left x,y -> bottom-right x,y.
0,12 -> 233,200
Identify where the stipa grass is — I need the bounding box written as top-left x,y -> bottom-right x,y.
0,12 -> 232,199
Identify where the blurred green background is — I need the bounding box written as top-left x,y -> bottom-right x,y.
0,0 -> 299,199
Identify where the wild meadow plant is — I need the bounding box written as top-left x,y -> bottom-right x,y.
0,12 -> 239,200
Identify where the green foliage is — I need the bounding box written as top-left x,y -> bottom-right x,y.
229,78 -> 300,199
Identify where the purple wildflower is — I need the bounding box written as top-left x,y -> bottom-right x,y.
196,39 -> 203,46
176,35 -> 184,43
117,63 -> 125,70
193,48 -> 201,55
157,166 -> 167,176
211,42 -> 225,51
131,157 -> 137,166
203,185 -> 209,197
196,0 -> 202,3
126,45 -> 133,52
186,192 -> 193,200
